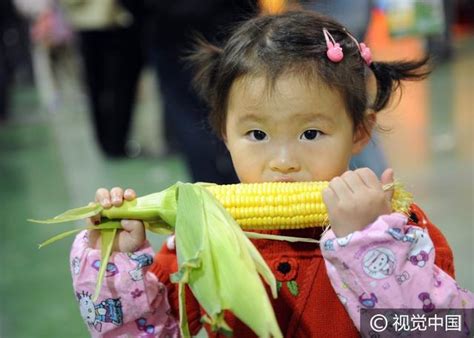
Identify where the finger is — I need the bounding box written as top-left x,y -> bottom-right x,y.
322,186 -> 337,204
322,187 -> 338,224
95,188 -> 112,208
87,216 -> 101,226
87,202 -> 101,225
120,219 -> 144,232
118,220 -> 146,252
355,167 -> 379,189
380,168 -> 395,201
380,168 -> 394,186
341,170 -> 366,193
88,230 -> 101,249
110,187 -> 124,207
124,188 -> 137,201
329,176 -> 353,199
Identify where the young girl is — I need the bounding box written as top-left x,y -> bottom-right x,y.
71,10 -> 474,337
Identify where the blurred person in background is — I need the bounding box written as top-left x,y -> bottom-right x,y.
60,0 -> 146,158
427,0 -> 455,62
148,0 -> 259,183
0,0 -> 16,124
0,0 -> 33,124
15,0 -> 74,113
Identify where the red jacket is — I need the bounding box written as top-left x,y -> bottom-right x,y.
149,204 -> 455,337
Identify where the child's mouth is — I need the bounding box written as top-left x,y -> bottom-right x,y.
274,177 -> 295,182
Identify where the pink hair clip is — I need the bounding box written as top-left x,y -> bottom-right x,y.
345,30 -> 372,65
359,42 -> 372,65
323,28 -> 343,63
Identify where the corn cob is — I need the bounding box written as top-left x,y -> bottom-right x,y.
206,181 -> 411,230
34,181 -> 412,231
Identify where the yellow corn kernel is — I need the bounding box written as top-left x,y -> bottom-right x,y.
206,182 -> 328,229
206,181 -> 412,230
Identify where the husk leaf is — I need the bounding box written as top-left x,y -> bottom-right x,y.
173,183 -> 282,337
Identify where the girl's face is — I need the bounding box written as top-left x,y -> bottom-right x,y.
224,74 -> 370,183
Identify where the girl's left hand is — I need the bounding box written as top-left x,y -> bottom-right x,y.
323,168 -> 395,237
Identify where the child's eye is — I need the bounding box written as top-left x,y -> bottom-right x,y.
300,129 -> 322,140
247,130 -> 267,141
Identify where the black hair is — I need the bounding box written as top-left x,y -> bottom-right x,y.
187,10 -> 430,137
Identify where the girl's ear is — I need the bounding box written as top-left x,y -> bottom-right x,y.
351,113 -> 376,155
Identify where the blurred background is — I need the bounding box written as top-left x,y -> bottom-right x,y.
1,0 -> 473,336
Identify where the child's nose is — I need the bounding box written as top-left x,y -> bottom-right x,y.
269,149 -> 301,173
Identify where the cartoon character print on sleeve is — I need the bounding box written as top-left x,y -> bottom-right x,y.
386,227 -> 415,243
323,238 -> 335,251
386,226 -> 434,268
91,260 -> 119,277
395,271 -> 410,285
362,248 -> 396,279
77,291 -> 123,332
82,231 -> 90,243
358,292 -> 378,308
127,252 -> 153,281
432,269 -> 443,287
336,233 -> 353,247
418,292 -> 435,313
406,228 -> 433,268
72,257 -> 81,275
136,317 -> 156,335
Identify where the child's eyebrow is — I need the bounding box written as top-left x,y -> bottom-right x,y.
236,114 -> 266,124
236,112 -> 334,125
292,112 -> 335,124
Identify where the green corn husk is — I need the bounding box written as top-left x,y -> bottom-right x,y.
171,184 -> 280,337
30,183 -> 283,337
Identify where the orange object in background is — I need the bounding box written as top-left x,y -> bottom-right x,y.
260,0 -> 287,14
366,8 -> 426,63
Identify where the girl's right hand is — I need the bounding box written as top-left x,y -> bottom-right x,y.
323,168 -> 394,238
88,187 -> 146,252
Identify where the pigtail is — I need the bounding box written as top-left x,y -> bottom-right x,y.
369,57 -> 431,112
185,35 -> 223,106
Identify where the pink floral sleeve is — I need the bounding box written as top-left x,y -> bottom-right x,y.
321,213 -> 474,330
70,230 -> 179,337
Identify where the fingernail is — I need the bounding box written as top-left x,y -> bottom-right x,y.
103,198 -> 111,206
